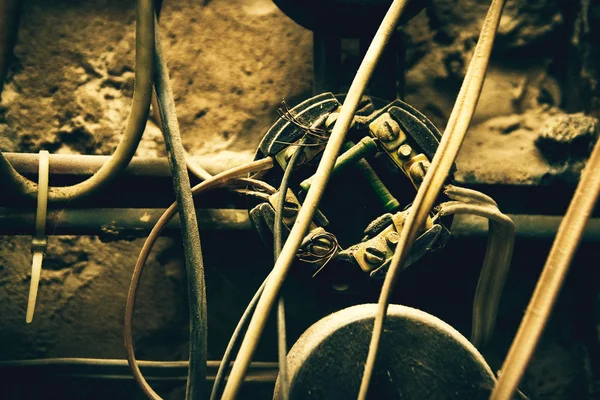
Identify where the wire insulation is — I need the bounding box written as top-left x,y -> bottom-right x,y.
220,2 -> 410,397
209,278 -> 268,400
357,1 -> 506,398
273,142 -> 306,400
124,157 -> 273,400
438,197 -> 515,346
153,20 -> 207,399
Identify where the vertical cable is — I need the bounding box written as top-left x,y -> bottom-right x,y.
357,1 -> 506,398
153,20 -> 207,399
273,144 -> 305,400
220,1 -> 410,397
491,137 -> 600,399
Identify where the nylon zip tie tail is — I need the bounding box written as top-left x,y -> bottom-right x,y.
26,150 -> 49,323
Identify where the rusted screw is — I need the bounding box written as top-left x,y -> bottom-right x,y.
363,247 -> 385,266
397,144 -> 412,159
309,236 -> 333,256
282,201 -> 299,218
375,114 -> 400,142
385,231 -> 400,247
409,160 -> 430,184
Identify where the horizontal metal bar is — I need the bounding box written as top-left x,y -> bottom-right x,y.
452,214 -> 600,242
1,205 -> 599,243
3,152 -> 224,178
0,358 -> 278,383
2,153 -> 586,216
0,208 -> 252,238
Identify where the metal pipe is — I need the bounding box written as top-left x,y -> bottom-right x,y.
2,207 -> 600,242
452,214 -> 600,242
0,208 -> 252,237
0,358 -> 278,383
3,152 -> 177,178
313,33 -> 341,95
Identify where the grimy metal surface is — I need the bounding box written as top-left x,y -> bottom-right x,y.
1,207 -> 600,242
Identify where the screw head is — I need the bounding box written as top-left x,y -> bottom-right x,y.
310,236 -> 334,256
375,115 -> 400,142
282,201 -> 299,218
363,246 -> 385,266
397,144 -> 412,159
385,231 -> 400,247
409,160 -> 430,184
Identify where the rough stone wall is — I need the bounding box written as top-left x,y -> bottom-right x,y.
0,0 -> 599,399
0,0 -> 312,366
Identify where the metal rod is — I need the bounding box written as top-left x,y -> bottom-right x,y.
2,152 -> 221,178
0,358 -> 278,383
0,208 -> 252,237
2,207 -> 599,242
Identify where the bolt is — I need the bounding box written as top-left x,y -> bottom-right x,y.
282,201 -> 299,218
375,114 -> 400,142
385,231 -> 400,247
309,236 -> 333,256
409,160 -> 430,184
363,246 -> 385,266
397,144 -> 412,159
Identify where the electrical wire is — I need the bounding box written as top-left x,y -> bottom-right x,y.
437,196 -> 515,347
209,277 -> 268,400
273,140 -> 306,400
153,20 -> 206,400
210,145 -> 305,400
153,72 -> 275,199
443,184 -> 498,207
0,0 -> 154,204
124,157 -> 273,400
357,1 -> 506,398
211,138 -> 308,400
220,2 -> 410,397
491,137 -> 600,399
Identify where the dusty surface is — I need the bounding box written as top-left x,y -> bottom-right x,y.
0,0 -> 599,399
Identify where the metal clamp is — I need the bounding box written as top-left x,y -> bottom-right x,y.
26,150 -> 49,323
